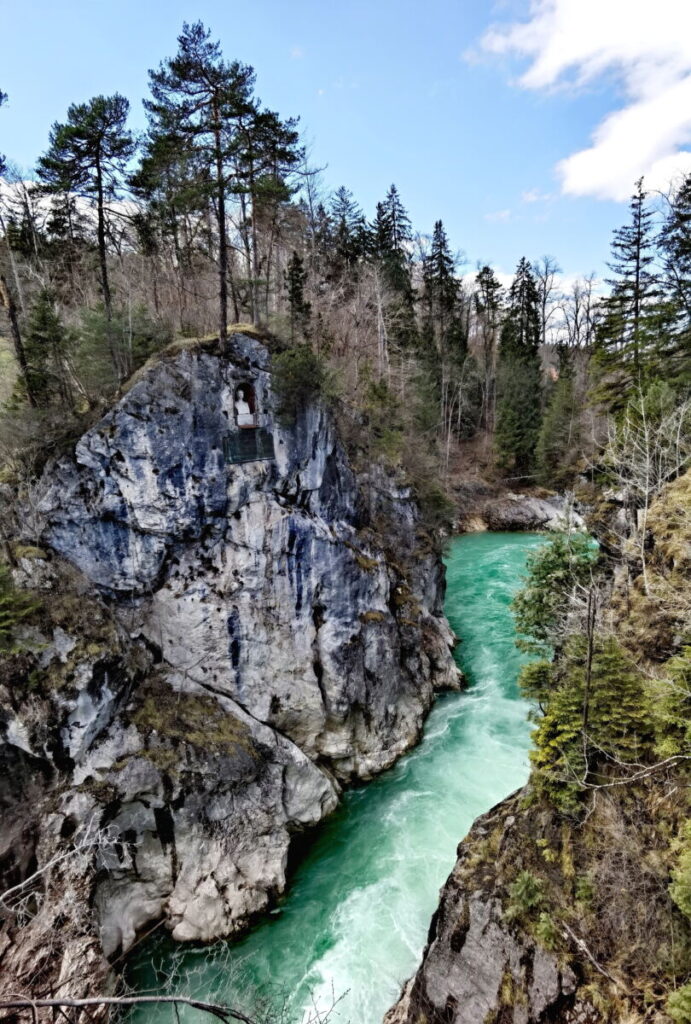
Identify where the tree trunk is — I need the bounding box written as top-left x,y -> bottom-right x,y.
0,274 -> 36,407
95,151 -> 120,379
212,96 -> 228,343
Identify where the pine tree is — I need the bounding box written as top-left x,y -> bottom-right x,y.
535,359 -> 579,487
36,93 -> 134,376
369,185 -> 416,345
495,257 -> 543,475
144,22 -> 258,339
474,265 -> 504,428
422,220 -> 464,356
595,178 -> 661,403
370,184 -> 412,280
658,174 -> 691,389
24,290 -> 72,407
284,251 -> 311,340
329,186 -> 367,272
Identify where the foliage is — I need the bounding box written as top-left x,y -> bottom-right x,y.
0,562 -> 39,652
271,344 -> 330,424
512,531 -> 599,655
517,659 -> 553,706
530,636 -> 652,812
670,821 -> 691,920
651,647 -> 691,758
534,911 -> 559,950
668,984 -> 691,1024
495,258 -> 543,475
536,363 -> 579,487
505,870 -> 544,922
495,355 -> 542,476
284,251 -> 311,341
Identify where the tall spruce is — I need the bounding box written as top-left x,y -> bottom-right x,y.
422,220 -> 464,356
658,174 -> 691,388
370,185 -> 416,344
329,186 -> 367,274
495,257 -> 542,476
284,250 -> 311,341
36,94 -> 134,375
595,178 -> 660,403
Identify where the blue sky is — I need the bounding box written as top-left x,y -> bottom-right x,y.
3,0 -> 691,281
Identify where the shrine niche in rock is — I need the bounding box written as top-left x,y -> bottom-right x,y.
224,381 -> 276,464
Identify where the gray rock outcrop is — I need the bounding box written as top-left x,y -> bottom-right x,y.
0,332 -> 460,998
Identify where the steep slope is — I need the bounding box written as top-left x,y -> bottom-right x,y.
0,331 -> 459,1001
386,474 -> 691,1024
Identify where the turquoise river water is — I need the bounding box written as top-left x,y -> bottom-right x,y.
128,531 -> 545,1024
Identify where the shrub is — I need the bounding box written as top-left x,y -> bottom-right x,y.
271,344 -> 330,424
670,821 -> 691,920
668,983 -> 691,1024
0,562 -> 39,652
505,871 -> 544,922
651,647 -> 691,758
535,911 -> 560,950
530,636 -> 652,812
512,532 -> 599,655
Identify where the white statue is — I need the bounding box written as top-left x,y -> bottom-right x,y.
235,388 -> 254,426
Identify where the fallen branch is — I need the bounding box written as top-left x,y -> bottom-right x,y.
0,996 -> 256,1024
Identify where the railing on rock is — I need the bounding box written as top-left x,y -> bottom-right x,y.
223,428 -> 275,464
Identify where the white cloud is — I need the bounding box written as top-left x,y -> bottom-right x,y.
521,187 -> 552,203
290,46 -> 304,60
480,0 -> 691,200
484,208 -> 512,222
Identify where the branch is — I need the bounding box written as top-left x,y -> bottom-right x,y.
0,997 -> 256,1024
560,922 -> 625,992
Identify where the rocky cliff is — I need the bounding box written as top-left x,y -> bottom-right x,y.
0,331 -> 460,1000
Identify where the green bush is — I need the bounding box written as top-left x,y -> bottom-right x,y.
271,344 -> 330,424
0,562 -> 39,651
530,635 -> 652,812
668,983 -> 691,1023
512,532 -> 599,655
535,911 -> 560,950
652,647 -> 691,758
505,871 -> 544,922
670,821 -> 691,919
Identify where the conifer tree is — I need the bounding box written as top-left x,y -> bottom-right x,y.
495,257 -> 543,475
658,174 -> 691,388
329,186 -> 367,272
536,357 -> 579,487
24,290 -> 72,407
422,220 -> 464,356
370,185 -> 416,344
36,93 -> 134,373
284,251 -> 311,340
371,185 -> 412,279
595,178 -> 661,402
144,22 -> 257,340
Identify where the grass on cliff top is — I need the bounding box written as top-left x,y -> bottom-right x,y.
120,322 -> 270,395
131,676 -> 259,759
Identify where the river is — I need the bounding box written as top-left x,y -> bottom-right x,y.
127,531 -> 545,1024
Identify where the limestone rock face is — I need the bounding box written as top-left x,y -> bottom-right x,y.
1,333 -> 459,996
385,797 -> 596,1024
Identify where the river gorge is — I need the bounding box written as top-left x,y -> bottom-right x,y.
128,531 -> 545,1024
